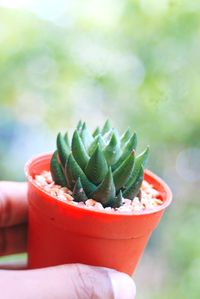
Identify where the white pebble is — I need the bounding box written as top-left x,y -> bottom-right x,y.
34,172 -> 163,214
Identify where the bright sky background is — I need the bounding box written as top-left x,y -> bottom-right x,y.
0,0 -> 67,21
0,0 -> 199,21
0,0 -> 176,22
0,0 -> 127,27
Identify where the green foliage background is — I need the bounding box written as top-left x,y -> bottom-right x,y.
0,1 -> 200,298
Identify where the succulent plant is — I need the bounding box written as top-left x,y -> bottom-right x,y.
50,120 -> 149,208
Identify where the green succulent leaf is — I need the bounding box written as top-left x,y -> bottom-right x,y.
88,135 -> 106,156
112,132 -> 137,171
72,130 -> 90,170
123,132 -> 137,151
123,166 -> 144,200
56,132 -> 70,168
92,127 -> 101,137
132,146 -> 149,177
50,120 -> 150,209
72,177 -> 88,202
112,128 -> 121,142
102,129 -> 113,144
103,132 -> 121,165
112,190 -> 123,208
77,120 -> 83,133
102,120 -> 112,135
91,167 -> 116,207
64,132 -> 70,148
65,153 -> 96,196
113,151 -> 135,191
125,146 -> 149,187
50,151 -> 67,187
80,122 -> 94,151
120,128 -> 132,146
85,145 -> 108,185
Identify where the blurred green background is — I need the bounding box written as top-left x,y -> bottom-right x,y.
0,0 -> 200,298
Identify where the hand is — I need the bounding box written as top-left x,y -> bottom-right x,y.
0,182 -> 136,299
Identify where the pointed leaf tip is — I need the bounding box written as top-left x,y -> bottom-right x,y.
125,146 -> 149,187
77,120 -> 83,133
72,177 -> 88,202
103,132 -> 121,165
72,130 -> 89,170
121,128 -> 132,146
80,122 -> 94,151
102,119 -> 112,135
88,134 -> 105,156
91,167 -> 116,207
85,145 -> 108,185
112,132 -> 136,171
64,132 -> 70,147
92,127 -> 101,137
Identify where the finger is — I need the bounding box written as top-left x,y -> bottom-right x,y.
0,182 -> 28,228
0,264 -> 136,299
0,224 -> 27,256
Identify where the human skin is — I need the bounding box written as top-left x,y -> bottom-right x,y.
0,182 -> 136,299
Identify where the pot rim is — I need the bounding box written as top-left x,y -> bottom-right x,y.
25,152 -> 173,217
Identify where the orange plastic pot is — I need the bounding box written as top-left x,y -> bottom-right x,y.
25,153 -> 172,275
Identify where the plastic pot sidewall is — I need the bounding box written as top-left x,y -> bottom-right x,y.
25,153 -> 172,275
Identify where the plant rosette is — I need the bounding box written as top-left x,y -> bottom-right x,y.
25,121 -> 172,275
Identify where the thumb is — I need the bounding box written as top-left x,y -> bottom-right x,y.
0,264 -> 136,299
